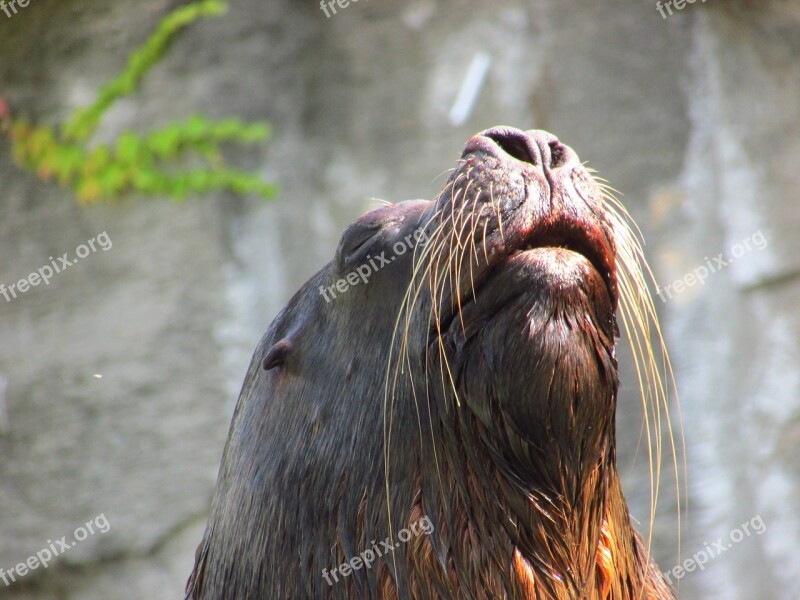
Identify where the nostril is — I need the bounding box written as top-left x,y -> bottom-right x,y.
484,130 -> 537,165
549,140 -> 566,168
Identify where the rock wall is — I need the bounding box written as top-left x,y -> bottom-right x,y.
0,0 -> 797,598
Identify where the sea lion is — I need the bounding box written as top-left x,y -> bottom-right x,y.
186,126 -> 676,599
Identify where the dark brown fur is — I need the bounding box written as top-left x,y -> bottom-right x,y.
187,127 -> 675,599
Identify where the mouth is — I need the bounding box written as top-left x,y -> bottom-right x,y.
431,227 -> 616,340
508,220 -> 617,299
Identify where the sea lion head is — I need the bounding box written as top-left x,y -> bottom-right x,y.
187,126 -> 674,600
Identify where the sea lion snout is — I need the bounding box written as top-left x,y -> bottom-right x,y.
419,125 -> 618,330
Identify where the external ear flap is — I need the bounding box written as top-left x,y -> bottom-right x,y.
262,338 -> 293,371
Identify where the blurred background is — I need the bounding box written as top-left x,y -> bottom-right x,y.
1,0 -> 798,598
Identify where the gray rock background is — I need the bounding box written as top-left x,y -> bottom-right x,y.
0,0 -> 797,598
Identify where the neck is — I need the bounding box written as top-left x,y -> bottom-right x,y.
406,407 -> 673,599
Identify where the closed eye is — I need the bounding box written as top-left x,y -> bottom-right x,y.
341,224 -> 383,266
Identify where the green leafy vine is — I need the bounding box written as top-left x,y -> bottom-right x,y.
2,0 -> 276,204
